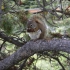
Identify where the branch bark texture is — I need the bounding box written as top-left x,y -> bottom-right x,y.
0,38 -> 70,70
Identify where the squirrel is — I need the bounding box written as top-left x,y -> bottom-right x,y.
26,14 -> 52,40
26,14 -> 68,40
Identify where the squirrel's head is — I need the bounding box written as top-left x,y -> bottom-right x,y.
26,19 -> 39,32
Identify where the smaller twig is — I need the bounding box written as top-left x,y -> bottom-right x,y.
0,31 -> 26,47
18,58 -> 28,70
44,52 -> 65,70
0,0 -> 2,14
37,0 -> 56,7
42,0 -> 47,7
59,53 -> 70,60
55,58 -> 65,70
27,57 -> 35,67
0,40 -> 6,51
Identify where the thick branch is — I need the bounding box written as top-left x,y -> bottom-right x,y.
0,38 -> 70,70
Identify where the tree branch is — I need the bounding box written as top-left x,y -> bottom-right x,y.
0,40 -> 6,51
18,58 -> 28,70
0,38 -> 70,70
0,31 -> 25,47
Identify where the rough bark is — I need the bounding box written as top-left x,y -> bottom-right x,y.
0,38 -> 70,70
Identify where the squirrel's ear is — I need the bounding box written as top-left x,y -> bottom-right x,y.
35,19 -> 41,24
35,20 -> 39,23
